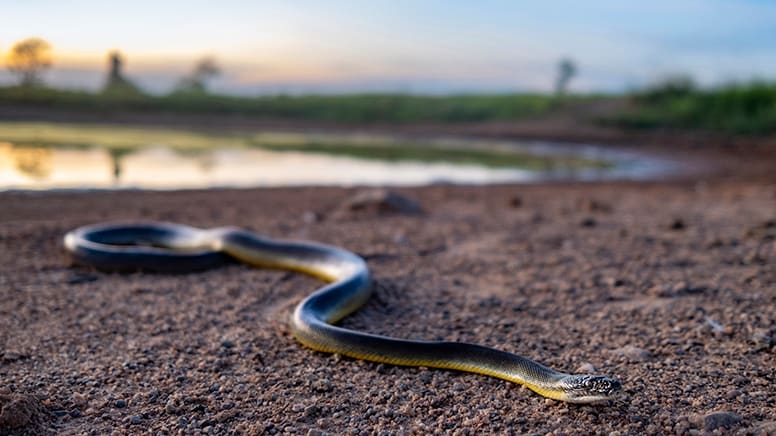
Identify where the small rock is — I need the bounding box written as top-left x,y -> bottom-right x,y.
114,399 -> 126,409
756,421 -> 776,435
221,340 -> 235,349
311,379 -> 332,393
580,217 -> 597,227
703,411 -> 742,431
302,211 -> 321,223
130,415 -> 143,425
164,399 -> 179,414
52,409 -> 68,418
611,345 -> 651,362
69,409 -> 81,418
1,350 -> 26,363
508,196 -> 523,208
577,198 -> 612,213
304,405 -> 319,417
67,272 -> 98,285
575,362 -> 597,374
725,389 -> 742,400
72,392 -> 89,408
670,219 -> 686,231
750,329 -> 774,351
336,189 -> 424,217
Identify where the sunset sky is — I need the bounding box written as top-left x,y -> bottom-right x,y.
2,0 -> 776,95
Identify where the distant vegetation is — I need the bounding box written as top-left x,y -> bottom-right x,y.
250,139 -> 608,170
0,86 -> 562,123
608,77 -> 776,134
5,38 -> 53,87
3,37 -> 775,134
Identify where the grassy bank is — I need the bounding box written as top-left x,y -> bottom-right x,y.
0,121 -> 609,170
607,80 -> 776,134
0,86 -> 560,123
251,139 -> 608,170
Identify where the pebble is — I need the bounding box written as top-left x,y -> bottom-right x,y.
221,340 -> 235,349
164,399 -> 179,414
338,189 -> 424,216
575,362 -> 597,373
670,218 -> 686,230
701,411 -> 742,431
304,405 -> 319,417
302,211 -> 321,223
1,351 -> 26,363
725,389 -> 742,400
611,345 -> 651,362
311,379 -> 332,392
750,329 -> 774,351
756,421 -> 776,435
114,399 -> 126,408
130,415 -> 143,425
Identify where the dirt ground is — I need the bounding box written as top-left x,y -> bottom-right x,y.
0,178 -> 774,435
1,114 -> 776,434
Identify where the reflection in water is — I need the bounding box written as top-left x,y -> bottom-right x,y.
0,143 -> 53,180
107,147 -> 134,185
0,141 -> 674,190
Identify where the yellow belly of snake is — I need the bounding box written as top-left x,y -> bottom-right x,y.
64,222 -> 621,404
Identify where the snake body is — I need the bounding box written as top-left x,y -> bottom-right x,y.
64,222 -> 621,403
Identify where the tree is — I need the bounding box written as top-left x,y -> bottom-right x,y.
554,58 -> 577,96
6,38 -> 53,87
175,57 -> 221,94
102,51 -> 142,95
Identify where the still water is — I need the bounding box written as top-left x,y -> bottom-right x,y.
0,140 -> 674,190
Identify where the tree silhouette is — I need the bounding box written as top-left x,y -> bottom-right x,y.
6,38 -> 53,87
554,58 -> 577,96
175,57 -> 221,94
102,51 -> 142,95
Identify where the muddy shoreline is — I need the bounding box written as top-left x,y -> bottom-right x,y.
3,105 -> 776,187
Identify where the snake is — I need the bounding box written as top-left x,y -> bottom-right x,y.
64,221 -> 621,404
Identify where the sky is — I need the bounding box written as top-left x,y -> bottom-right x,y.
2,0 -> 776,95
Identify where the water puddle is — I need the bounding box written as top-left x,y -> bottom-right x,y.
0,138 -> 676,190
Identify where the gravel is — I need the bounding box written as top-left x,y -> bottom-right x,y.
1,179 -> 774,434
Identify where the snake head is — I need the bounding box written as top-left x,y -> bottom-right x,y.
558,375 -> 622,404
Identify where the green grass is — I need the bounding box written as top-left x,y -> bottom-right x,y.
605,80 -> 776,134
251,140 -> 608,170
0,121 -> 244,150
0,86 -> 560,123
0,121 -> 610,170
